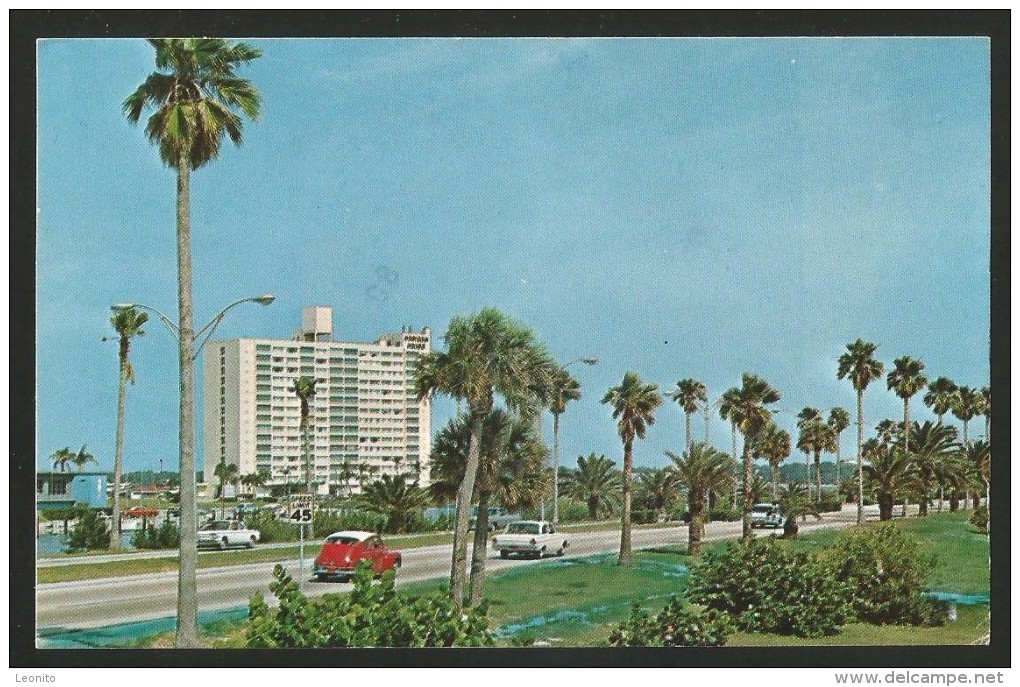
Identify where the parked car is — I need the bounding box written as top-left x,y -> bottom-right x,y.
313,531 -> 402,582
197,520 -> 260,549
491,520 -> 569,559
469,507 -> 521,532
750,503 -> 783,529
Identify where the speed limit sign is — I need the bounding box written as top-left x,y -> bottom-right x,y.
289,496 -> 313,525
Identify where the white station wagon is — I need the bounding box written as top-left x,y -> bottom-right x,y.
491,520 -> 569,559
197,520 -> 261,549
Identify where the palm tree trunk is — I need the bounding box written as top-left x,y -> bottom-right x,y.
703,405 -> 710,444
618,438 -> 633,566
742,438 -> 753,540
111,344 -> 128,549
689,493 -> 704,556
771,463 -> 779,501
814,450 -> 822,504
450,413 -> 485,606
552,411 -> 561,525
685,411 -> 693,452
587,496 -> 598,520
878,491 -> 894,521
919,467 -> 930,516
856,390 -> 865,525
835,432 -> 841,485
174,156 -> 200,648
302,413 -> 314,538
963,420 -> 970,448
804,451 -> 811,503
468,488 -> 491,606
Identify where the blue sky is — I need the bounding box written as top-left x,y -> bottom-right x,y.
36,37 -> 991,475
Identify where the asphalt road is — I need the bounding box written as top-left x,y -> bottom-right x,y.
36,507 -> 876,631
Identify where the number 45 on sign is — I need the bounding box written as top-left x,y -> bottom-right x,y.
289,496 -> 313,525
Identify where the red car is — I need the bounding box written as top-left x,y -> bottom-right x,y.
313,531 -> 402,582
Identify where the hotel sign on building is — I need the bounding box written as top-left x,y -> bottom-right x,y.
202,306 -> 432,495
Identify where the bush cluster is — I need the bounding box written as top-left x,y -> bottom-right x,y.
608,596 -> 731,647
822,524 -> 947,627
132,520 -> 181,549
245,562 -> 493,648
687,537 -> 851,638
65,505 -> 110,552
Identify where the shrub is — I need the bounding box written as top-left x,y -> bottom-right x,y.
707,503 -> 742,522
132,520 -> 181,549
245,561 -> 493,647
245,511 -> 300,543
817,493 -> 844,514
608,596 -> 731,647
65,505 -> 111,552
553,497 -> 591,524
969,506 -> 988,533
313,510 -> 387,536
822,524 -> 946,627
687,537 -> 850,638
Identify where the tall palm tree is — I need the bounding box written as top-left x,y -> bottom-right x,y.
125,37 -> 261,648
549,366 -> 581,525
909,421 -> 960,516
240,471 -> 267,498
413,308 -> 555,605
862,439 -> 917,521
671,378 -> 708,451
796,407 -> 823,500
753,422 -> 791,500
359,475 -> 429,534
667,443 -> 731,556
602,372 -> 663,565
718,387 -> 742,509
923,377 -> 958,425
50,447 -> 74,473
721,374 -> 781,539
72,445 -> 97,471
109,307 -> 148,548
293,376 -> 318,537
887,356 -> 927,455
828,407 -> 850,485
952,386 -> 983,448
565,453 -> 622,519
837,339 -> 884,525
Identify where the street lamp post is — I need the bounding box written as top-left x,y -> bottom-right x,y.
550,356 -> 598,525
111,293 -> 273,644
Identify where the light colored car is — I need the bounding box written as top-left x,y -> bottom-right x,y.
491,520 -> 569,559
469,507 -> 522,532
750,503 -> 783,529
197,520 -> 260,549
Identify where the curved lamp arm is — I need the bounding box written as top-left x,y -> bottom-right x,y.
111,294 -> 275,359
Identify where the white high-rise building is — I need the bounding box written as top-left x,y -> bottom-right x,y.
203,306 -> 431,495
